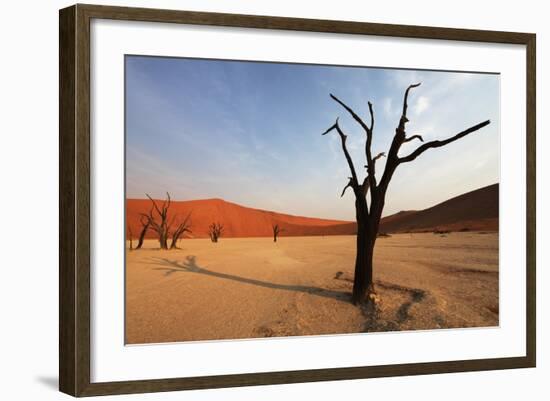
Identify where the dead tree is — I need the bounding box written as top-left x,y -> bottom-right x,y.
141,193 -> 171,249
208,222 -> 224,243
169,212 -> 192,249
272,224 -> 285,242
135,214 -> 150,250
322,83 -> 490,304
141,193 -> 193,250
127,226 -> 134,250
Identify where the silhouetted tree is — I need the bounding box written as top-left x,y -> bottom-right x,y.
322,83 -> 490,304
169,212 -> 192,249
141,193 -> 172,249
135,214 -> 150,250
140,193 -> 193,250
272,224 -> 284,242
208,222 -> 224,243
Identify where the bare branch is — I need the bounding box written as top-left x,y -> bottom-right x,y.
358,151 -> 385,201
326,95 -> 376,195
403,134 -> 424,143
364,102 -> 376,193
322,118 -> 359,186
167,214 -> 177,231
139,214 -> 149,227
368,101 -> 374,131
136,213 -> 152,250
379,83 -> 422,192
373,152 -> 386,162
399,120 -> 491,163
145,194 -> 163,217
362,177 -> 373,197
363,152 -> 385,170
181,211 -> 192,228
341,177 -> 353,198
164,192 -> 171,215
272,224 -> 285,234
362,153 -> 384,197
401,83 -> 421,122
329,94 -> 370,133
321,121 -> 337,136
170,211 -> 192,249
139,212 -> 151,224
140,211 -> 160,232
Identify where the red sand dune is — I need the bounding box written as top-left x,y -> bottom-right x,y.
126,198 -> 352,239
126,183 -> 498,239
379,183 -> 499,233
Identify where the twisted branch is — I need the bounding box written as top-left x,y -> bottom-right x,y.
329,94 -> 370,133
403,134 -> 424,143
328,94 -> 377,194
322,118 -> 359,187
341,177 -> 353,198
399,120 -> 491,163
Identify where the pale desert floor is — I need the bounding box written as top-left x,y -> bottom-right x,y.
125,233 -> 498,344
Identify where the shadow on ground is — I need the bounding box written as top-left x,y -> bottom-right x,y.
334,271 -> 429,331
150,255 -> 351,303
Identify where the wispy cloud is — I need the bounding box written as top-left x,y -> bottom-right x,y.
383,97 -> 394,118
413,95 -> 430,115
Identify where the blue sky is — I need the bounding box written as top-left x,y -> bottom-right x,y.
125,56 -> 499,221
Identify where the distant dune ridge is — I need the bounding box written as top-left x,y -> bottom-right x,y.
126,183 -> 498,239
379,183 -> 499,233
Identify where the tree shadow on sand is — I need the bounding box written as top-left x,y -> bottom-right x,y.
149,255 -> 351,303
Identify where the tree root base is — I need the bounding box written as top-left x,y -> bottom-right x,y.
352,285 -> 379,306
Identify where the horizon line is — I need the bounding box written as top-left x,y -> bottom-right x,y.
126,181 -> 499,221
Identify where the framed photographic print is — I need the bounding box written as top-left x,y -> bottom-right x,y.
59,4 -> 536,397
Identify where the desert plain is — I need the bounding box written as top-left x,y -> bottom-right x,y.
125,232 -> 498,344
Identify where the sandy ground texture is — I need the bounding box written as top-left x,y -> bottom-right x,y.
125,233 -> 498,344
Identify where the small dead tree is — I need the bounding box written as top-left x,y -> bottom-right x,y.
135,214 -> 151,250
208,222 -> 224,243
127,226 -> 134,250
169,212 -> 192,249
322,83 -> 490,304
272,224 -> 285,242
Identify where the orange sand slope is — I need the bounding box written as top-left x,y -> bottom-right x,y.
126,183 -> 498,238
380,183 -> 498,233
126,197 -> 352,238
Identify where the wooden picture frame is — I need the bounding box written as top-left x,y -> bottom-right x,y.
59,3 -> 536,397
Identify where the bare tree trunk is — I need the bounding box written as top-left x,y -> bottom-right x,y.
169,213 -> 192,249
128,227 -> 133,251
159,233 -> 168,250
272,224 -> 283,242
136,218 -> 150,250
352,222 -> 367,303
351,198 -> 375,303
352,240 -> 377,303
